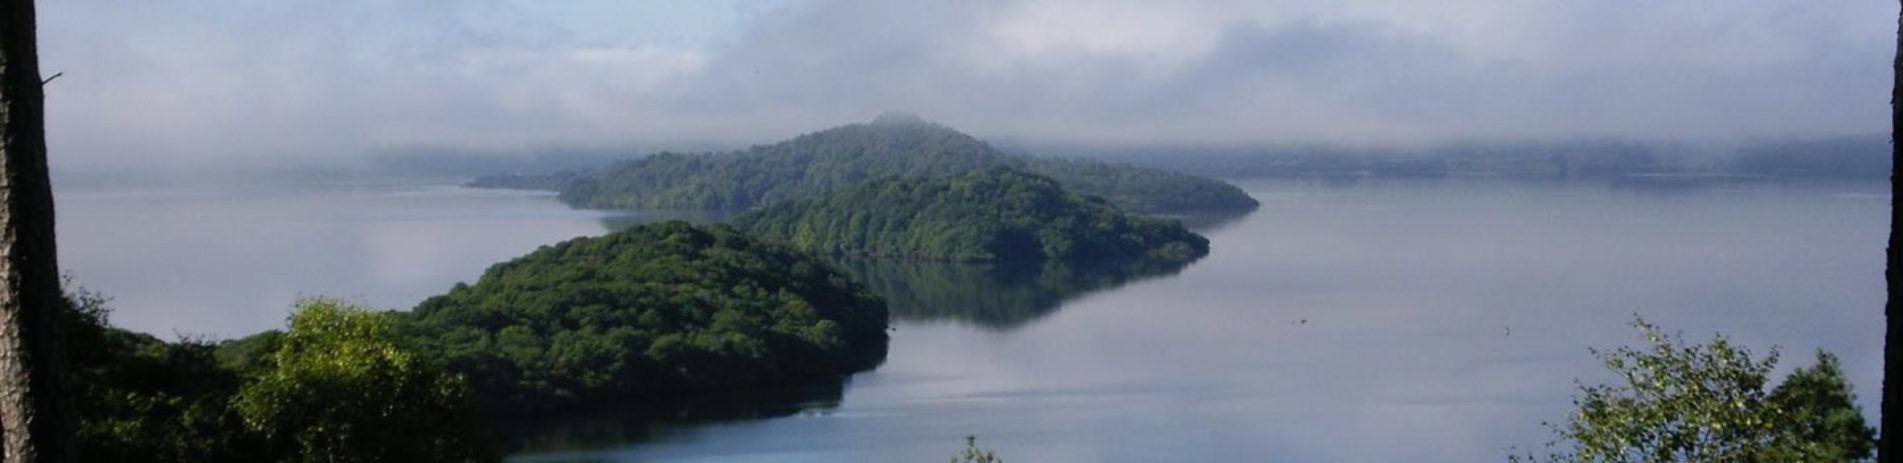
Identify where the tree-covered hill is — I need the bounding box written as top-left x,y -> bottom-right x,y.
401,221 -> 889,414
493,114 -> 1257,214
731,168 -> 1210,262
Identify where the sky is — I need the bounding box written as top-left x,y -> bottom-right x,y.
37,0 -> 1898,173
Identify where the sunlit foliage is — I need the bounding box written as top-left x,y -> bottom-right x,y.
1516,318 -> 1874,462
68,292 -> 486,462
233,298 -> 484,462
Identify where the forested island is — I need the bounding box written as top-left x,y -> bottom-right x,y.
471,113 -> 1259,214
65,221 -> 891,461
402,221 -> 890,413
732,168 -> 1209,262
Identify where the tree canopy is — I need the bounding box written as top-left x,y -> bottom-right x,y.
67,294 -> 485,463
527,115 -> 1257,214
1518,318 -> 1875,462
233,298 -> 484,463
402,221 -> 889,414
64,288 -> 261,462
732,168 -> 1210,262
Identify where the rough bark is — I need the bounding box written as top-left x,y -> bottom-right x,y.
1886,2 -> 1903,461
0,0 -> 74,461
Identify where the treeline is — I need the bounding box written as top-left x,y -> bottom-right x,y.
68,221 -> 891,461
1058,135 -> 1891,180
473,114 -> 1259,214
732,168 -> 1210,262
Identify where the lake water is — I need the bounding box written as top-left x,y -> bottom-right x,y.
56,177 -> 1888,461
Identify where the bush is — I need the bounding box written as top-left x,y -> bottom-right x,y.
1515,318 -> 1874,462
234,298 -> 485,462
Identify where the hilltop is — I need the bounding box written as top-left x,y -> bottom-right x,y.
474,114 -> 1259,214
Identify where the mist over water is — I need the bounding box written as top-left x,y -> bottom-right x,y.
55,180 -> 614,337
54,176 -> 1884,461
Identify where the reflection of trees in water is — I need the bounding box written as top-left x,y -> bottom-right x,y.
515,207 -> 1233,456
593,206 -> 1239,331
1168,208 -> 1255,234
590,208 -> 1238,331
836,256 -> 1200,331
495,378 -> 851,456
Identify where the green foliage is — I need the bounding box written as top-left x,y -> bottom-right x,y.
733,168 -> 1210,262
1517,318 -> 1874,462
233,298 -> 485,463
950,436 -> 1003,463
64,287 -> 265,462
403,221 -> 889,413
67,289 -> 491,462
1764,352 -> 1874,461
556,116 -> 1257,214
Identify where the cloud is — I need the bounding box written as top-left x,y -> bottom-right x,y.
35,0 -> 1896,172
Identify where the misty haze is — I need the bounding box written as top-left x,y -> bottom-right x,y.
17,0 -> 1897,462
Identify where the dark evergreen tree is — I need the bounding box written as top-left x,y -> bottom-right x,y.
1884,3 -> 1901,459
0,0 -> 75,459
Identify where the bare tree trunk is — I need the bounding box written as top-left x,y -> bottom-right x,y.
1886,2 -> 1903,461
0,0 -> 74,461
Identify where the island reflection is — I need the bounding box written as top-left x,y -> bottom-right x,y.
594,206 -> 1241,332
495,379 -> 853,459
834,254 -> 1203,331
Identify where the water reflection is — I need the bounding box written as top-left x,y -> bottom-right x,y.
505,178 -> 1886,462
499,379 -> 851,461
1165,208 -> 1256,234
56,178 -> 1886,461
833,256 -> 1201,331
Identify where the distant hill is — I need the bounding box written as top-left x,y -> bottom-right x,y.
1052,135 -> 1890,181
1731,136 -> 1890,179
472,114 -> 1259,214
731,168 -> 1210,262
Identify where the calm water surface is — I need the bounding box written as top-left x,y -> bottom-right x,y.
58,180 -> 623,337
57,178 -> 1888,461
